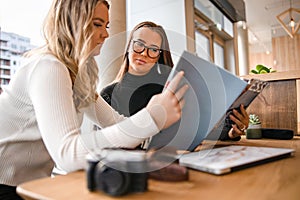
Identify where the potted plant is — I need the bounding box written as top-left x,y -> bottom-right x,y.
246,114 -> 262,139
250,64 -> 276,74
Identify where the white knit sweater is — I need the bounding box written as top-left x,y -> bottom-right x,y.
0,54 -> 159,186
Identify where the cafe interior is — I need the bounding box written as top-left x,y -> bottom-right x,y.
13,0 -> 300,199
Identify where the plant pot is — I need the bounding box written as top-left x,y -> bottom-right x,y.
246,124 -> 262,139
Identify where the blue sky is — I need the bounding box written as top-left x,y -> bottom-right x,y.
0,0 -> 52,46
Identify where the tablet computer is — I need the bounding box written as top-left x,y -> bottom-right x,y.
147,51 -> 267,151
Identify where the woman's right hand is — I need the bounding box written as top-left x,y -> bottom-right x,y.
146,71 -> 188,130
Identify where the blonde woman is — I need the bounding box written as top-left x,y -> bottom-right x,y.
0,0 -> 188,198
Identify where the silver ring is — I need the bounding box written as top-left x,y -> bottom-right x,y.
240,125 -> 247,132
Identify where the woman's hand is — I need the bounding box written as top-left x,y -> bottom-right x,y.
146,71 -> 188,130
228,104 -> 249,138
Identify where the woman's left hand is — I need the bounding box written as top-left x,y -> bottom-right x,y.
228,104 -> 249,138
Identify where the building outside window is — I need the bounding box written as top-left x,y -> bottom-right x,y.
0,30 -> 33,93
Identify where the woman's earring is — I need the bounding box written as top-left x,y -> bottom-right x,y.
157,63 -> 161,74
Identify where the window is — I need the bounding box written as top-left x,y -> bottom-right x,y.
195,31 -> 210,61
194,8 -> 227,70
213,42 -> 224,68
194,0 -> 235,71
4,69 -> 10,75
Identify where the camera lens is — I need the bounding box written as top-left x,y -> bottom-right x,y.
96,166 -> 131,196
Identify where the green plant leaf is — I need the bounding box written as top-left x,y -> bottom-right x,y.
255,64 -> 275,74
250,69 -> 258,74
251,65 -> 276,74
259,66 -> 270,73
260,69 -> 268,73
256,64 -> 265,72
249,114 -> 261,125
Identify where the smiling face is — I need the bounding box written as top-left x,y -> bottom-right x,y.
90,2 -> 109,56
128,27 -> 162,76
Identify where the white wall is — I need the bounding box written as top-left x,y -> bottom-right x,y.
126,0 -> 188,63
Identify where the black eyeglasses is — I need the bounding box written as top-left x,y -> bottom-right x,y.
132,40 -> 162,58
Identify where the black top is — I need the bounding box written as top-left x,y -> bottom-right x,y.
101,64 -> 171,116
100,64 -> 239,142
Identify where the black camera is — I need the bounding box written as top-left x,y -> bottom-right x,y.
86,148 -> 149,196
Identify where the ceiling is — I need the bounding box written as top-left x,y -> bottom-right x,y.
244,0 -> 300,52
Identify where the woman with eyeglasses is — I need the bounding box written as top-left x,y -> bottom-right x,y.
100,21 -> 249,147
101,21 -> 173,118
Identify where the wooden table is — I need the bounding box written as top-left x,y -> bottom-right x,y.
17,137 -> 300,200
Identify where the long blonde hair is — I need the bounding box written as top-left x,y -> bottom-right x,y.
28,0 -> 109,110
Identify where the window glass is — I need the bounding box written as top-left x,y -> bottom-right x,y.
213,42 -> 225,68
195,31 -> 210,61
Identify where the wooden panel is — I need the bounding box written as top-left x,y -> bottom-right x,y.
247,80 -> 298,134
185,0 -> 195,53
272,34 -> 300,72
248,34 -> 300,73
248,52 -> 274,72
298,80 -> 300,133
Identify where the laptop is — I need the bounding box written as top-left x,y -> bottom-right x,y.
179,145 -> 295,175
147,51 -> 267,151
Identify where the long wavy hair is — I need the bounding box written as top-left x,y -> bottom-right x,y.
114,21 -> 174,82
27,0 -> 109,110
